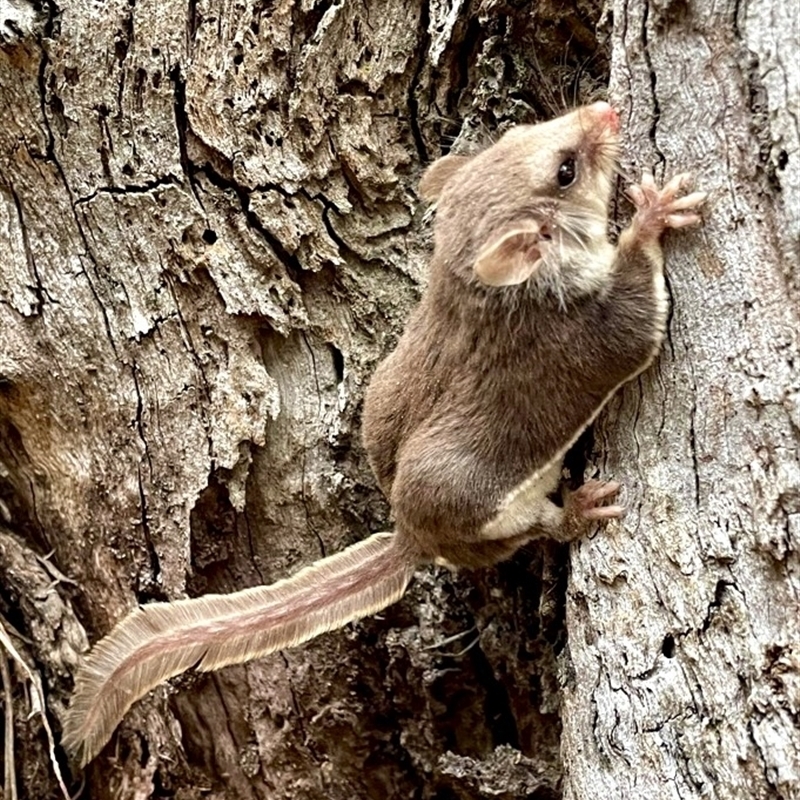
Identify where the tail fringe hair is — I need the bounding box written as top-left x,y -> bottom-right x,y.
62,532 -> 415,766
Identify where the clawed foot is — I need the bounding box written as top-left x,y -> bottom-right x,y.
570,479 -> 624,521
627,171 -> 707,237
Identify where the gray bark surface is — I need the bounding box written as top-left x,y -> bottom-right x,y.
562,2 -> 800,799
0,1 -> 796,799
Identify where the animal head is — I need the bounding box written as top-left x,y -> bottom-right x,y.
421,103 -> 621,302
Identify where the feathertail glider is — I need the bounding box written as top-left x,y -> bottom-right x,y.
62,531 -> 415,766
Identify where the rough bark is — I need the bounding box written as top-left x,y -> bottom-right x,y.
0,1 -> 795,800
562,2 -> 800,799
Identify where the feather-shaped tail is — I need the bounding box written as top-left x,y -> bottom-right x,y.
62,531 -> 416,766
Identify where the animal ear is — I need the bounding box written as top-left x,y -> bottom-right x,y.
419,154 -> 471,201
474,225 -> 544,287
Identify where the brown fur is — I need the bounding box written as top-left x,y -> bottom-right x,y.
363,103 -> 671,567
64,104 -> 705,765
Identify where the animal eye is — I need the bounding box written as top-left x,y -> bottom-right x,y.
557,157 -> 577,187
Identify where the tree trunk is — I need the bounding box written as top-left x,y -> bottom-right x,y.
561,3 -> 800,799
0,1 -> 796,800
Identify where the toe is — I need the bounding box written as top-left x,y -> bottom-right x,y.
581,504 -> 626,520
669,191 -> 707,211
627,185 -> 646,205
666,213 -> 702,228
664,172 -> 693,195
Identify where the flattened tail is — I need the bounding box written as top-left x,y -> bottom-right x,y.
62,532 -> 415,766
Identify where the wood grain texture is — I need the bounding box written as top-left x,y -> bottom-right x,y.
0,2 -> 607,797
561,2 -> 800,799
0,0 -> 795,798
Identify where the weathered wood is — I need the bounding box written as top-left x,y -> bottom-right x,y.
0,2 -> 606,797
0,0 -> 796,798
562,2 -> 800,799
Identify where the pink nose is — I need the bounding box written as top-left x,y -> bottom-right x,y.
588,101 -> 620,133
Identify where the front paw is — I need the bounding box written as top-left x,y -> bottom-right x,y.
627,172 -> 707,238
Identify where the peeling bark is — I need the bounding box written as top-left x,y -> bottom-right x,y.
0,1 -> 796,799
